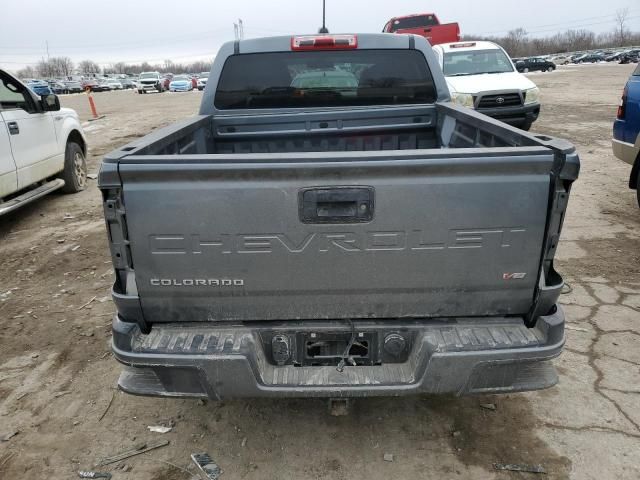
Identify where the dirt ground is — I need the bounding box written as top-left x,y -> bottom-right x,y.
1,63 -> 639,480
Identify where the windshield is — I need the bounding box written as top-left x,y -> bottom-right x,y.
173,76 -> 189,81
140,73 -> 157,79
443,49 -> 514,76
215,49 -> 436,110
389,15 -> 438,32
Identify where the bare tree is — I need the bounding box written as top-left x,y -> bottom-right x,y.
614,7 -> 630,45
112,62 -> 128,74
51,57 -> 74,77
78,60 -> 101,75
36,59 -> 56,78
502,28 -> 528,57
16,66 -> 36,79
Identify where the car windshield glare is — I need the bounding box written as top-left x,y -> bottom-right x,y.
140,73 -> 157,79
444,49 -> 513,76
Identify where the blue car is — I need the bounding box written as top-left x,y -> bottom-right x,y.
25,79 -> 53,96
613,63 -> 640,207
169,75 -> 193,92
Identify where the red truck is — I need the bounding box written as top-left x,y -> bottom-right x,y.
383,13 -> 460,45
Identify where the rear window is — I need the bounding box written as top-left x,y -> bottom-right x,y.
214,49 -> 437,110
389,15 -> 438,32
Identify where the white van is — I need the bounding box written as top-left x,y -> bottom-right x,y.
432,41 -> 540,130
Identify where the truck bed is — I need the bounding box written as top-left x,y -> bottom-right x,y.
101,103 -> 578,327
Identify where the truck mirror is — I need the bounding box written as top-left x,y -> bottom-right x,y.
41,94 -> 61,112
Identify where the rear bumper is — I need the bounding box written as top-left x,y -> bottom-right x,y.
612,137 -> 639,166
111,308 -> 565,399
478,102 -> 540,127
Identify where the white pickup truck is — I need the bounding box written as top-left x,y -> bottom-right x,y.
1,69 -> 87,216
432,41 -> 541,130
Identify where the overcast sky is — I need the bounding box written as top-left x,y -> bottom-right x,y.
2,0 -> 639,70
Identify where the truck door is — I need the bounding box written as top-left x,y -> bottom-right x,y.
0,114 -> 18,197
0,71 -> 60,191
0,84 -> 19,197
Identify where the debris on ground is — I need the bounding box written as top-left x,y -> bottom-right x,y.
98,392 -> 115,422
96,440 -> 170,466
451,431 -> 461,438
383,453 -> 394,462
191,452 -> 222,480
1,430 -> 19,442
78,471 -> 112,479
87,173 -> 99,180
54,391 -> 72,398
78,296 -> 97,310
147,425 -> 172,434
241,437 -> 247,447
493,463 -> 546,474
480,403 -> 497,411
566,325 -> 589,332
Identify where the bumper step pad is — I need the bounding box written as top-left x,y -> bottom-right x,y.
112,310 -> 564,399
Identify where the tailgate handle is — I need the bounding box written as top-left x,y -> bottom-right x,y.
300,187 -> 374,224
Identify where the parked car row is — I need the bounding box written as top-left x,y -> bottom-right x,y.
511,50 -> 640,71
135,72 -> 209,94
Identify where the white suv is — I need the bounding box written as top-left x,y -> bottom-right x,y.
432,41 -> 541,130
137,71 -> 164,94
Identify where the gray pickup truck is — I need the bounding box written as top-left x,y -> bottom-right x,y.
99,33 -> 579,400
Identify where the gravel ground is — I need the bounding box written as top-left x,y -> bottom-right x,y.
0,63 -> 639,480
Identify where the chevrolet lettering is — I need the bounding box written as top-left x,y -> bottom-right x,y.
148,228 -> 527,255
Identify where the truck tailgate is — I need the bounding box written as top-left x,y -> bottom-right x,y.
117,149 -> 554,323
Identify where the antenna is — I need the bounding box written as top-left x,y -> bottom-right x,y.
318,0 -> 329,33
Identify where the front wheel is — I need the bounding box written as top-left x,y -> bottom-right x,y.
59,142 -> 87,193
523,67 -> 529,73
